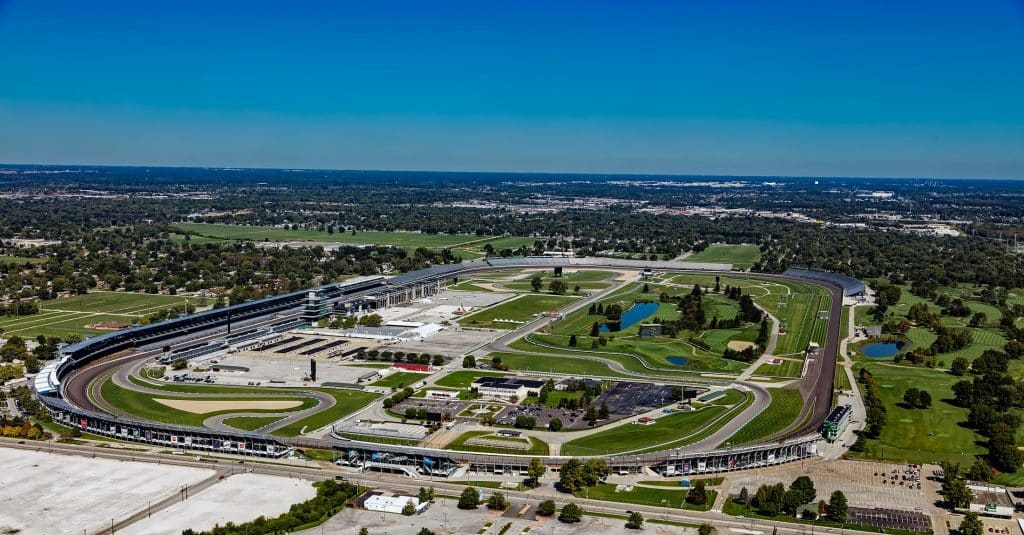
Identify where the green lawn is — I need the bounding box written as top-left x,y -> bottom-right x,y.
119,373 -> 380,436
0,255 -> 45,265
433,370 -> 512,388
562,405 -> 729,456
487,351 -> 630,378
448,280 -> 493,292
752,359 -> 803,378
446,430 -> 550,455
0,291 -> 211,339
687,244 -> 762,269
458,294 -> 579,329
577,483 -> 716,511
849,363 -> 984,465
727,388 -> 803,445
512,334 -> 746,375
99,377 -> 316,427
271,389 -> 379,437
223,416 -> 282,431
371,371 -> 429,388
174,222 -> 487,247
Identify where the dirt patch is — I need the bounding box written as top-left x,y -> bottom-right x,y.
153,399 -> 302,414
727,341 -> 757,351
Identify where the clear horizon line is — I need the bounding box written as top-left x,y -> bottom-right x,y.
0,161 -> 1021,182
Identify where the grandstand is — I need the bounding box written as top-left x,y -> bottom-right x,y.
783,268 -> 866,296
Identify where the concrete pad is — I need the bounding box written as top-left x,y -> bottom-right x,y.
0,447 -> 214,535
121,473 -> 317,535
153,398 -> 303,413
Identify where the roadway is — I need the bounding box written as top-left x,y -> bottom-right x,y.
0,438 -> 852,535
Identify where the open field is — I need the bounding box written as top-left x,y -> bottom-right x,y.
0,254 -> 45,264
457,293 -> 578,329
433,370 -> 511,388
371,371 -> 429,388
850,363 -> 984,465
727,388 -> 803,445
271,389 -> 379,436
0,291 -> 211,339
752,359 -> 803,378
222,416 -> 283,431
153,398 -> 303,413
513,334 -> 747,374
562,405 -> 730,455
0,448 -> 216,535
100,378 -> 316,426
578,483 -> 717,511
102,375 -> 377,435
687,244 -> 762,269
446,430 -> 550,455
487,351 -> 631,378
174,222 -> 488,247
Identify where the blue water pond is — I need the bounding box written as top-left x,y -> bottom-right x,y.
667,356 -> 689,366
862,342 -> 900,358
600,301 -> 660,332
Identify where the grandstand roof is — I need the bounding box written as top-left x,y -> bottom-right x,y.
783,268 -> 866,296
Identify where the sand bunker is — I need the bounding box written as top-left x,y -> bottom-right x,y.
727,341 -> 757,351
153,399 -> 303,414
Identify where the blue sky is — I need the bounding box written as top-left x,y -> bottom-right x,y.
1,0 -> 1022,178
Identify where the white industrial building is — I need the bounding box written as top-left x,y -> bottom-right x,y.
363,494 -> 428,515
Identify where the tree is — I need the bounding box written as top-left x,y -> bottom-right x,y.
559,458 -> 585,492
527,458 -> 546,488
548,417 -> 563,431
171,358 -> 187,370
687,480 -> 708,505
487,492 -> 509,511
458,486 -> 479,509
903,388 -> 921,408
568,334 -> 577,347
531,275 -> 543,292
402,500 -> 416,516
737,487 -> 750,505
699,523 -> 716,535
589,321 -> 601,337
789,476 -> 817,504
418,529 -> 435,535
917,390 -> 932,408
755,483 -> 786,516
462,355 -> 476,368
959,512 -> 984,535
626,511 -> 645,530
549,279 -> 568,295
559,503 -> 583,524
359,529 -> 369,535
537,499 -> 556,516
966,458 -> 993,482
950,357 -> 970,376
826,491 -> 848,523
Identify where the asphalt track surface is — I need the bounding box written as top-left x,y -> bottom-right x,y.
58,266 -> 844,459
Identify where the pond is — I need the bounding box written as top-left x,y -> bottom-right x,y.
600,301 -> 660,332
666,356 -> 689,366
861,342 -> 900,358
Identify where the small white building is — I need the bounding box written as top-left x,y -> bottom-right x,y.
425,389 -> 460,400
364,495 -> 428,515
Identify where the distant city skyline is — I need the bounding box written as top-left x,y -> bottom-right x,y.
1,0 -> 1022,179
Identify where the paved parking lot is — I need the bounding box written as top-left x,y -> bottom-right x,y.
725,459 -> 929,512
304,500 -> 691,534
